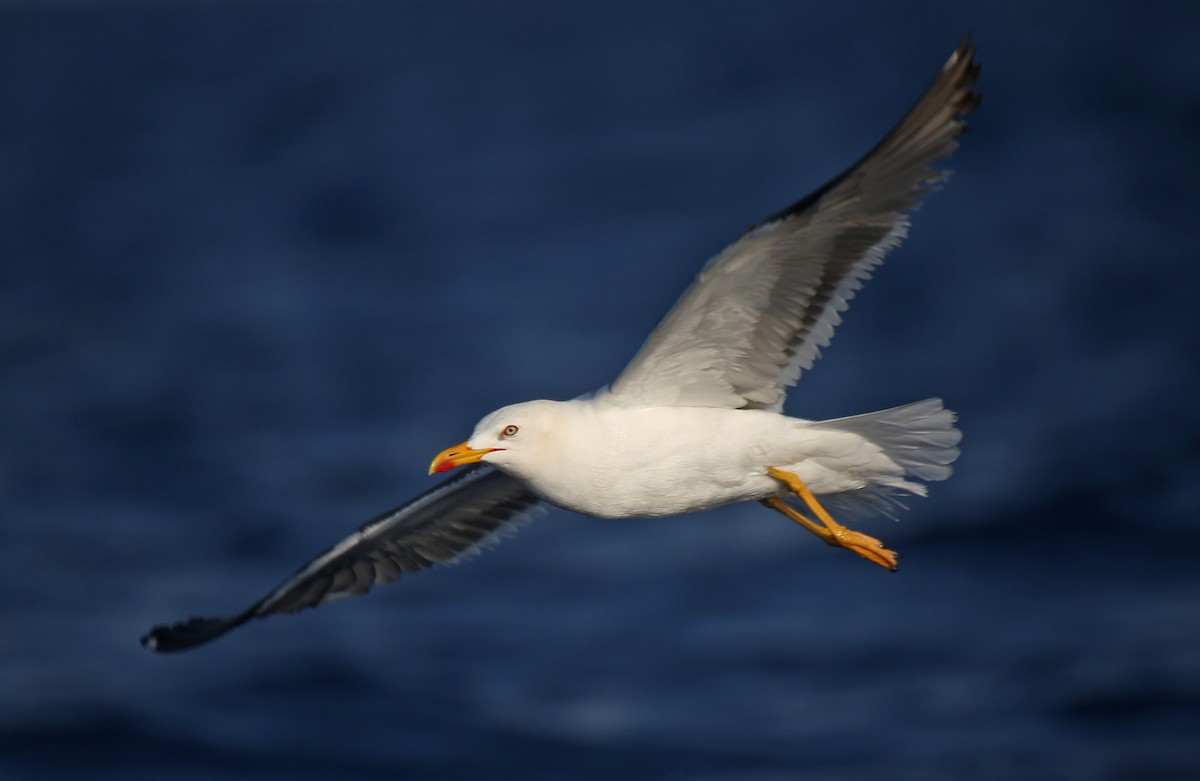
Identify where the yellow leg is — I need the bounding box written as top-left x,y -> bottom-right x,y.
763,467 -> 899,572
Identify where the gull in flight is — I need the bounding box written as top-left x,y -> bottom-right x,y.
143,39 -> 979,652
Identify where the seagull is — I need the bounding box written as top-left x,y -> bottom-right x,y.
143,38 -> 979,653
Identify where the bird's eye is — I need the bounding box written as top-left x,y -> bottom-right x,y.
501,425 -> 519,438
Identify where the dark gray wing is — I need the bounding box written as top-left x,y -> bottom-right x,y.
141,464 -> 540,652
605,38 -> 980,411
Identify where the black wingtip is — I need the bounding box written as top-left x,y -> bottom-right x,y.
141,614 -> 248,653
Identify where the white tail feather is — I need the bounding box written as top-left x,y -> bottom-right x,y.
813,398 -> 961,519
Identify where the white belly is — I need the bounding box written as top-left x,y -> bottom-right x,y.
519,405 -> 840,519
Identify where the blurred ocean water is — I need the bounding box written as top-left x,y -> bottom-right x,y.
2,3 -> 1198,779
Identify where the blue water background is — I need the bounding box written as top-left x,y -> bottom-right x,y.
2,2 -> 1198,779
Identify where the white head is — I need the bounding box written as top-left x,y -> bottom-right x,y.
428,400 -> 564,481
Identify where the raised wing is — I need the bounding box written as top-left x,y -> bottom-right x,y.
141,464 -> 540,652
606,38 -> 980,411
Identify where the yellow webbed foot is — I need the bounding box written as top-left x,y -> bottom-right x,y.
824,525 -> 899,572
762,468 -> 900,572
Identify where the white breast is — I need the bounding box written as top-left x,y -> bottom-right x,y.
520,404 -> 809,519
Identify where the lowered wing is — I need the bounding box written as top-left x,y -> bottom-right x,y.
142,464 -> 540,652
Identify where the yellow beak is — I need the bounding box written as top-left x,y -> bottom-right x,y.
429,441 -> 499,475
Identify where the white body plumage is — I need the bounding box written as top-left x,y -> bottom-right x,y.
472,396 -> 960,520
